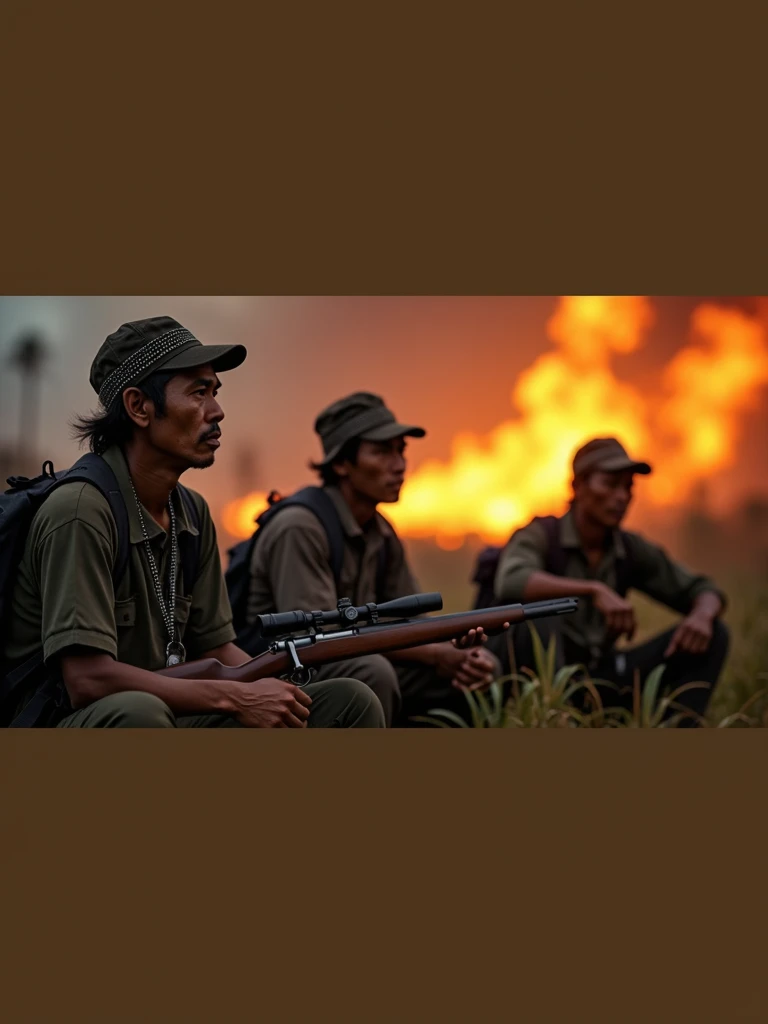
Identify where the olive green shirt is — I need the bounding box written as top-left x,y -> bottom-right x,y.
246,486 -> 419,618
3,445 -> 235,674
494,510 -> 723,663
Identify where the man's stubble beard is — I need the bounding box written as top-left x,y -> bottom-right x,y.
189,453 -> 216,470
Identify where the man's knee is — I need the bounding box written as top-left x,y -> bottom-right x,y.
335,677 -> 387,728
339,654 -> 401,719
305,677 -> 386,728
94,691 -> 175,728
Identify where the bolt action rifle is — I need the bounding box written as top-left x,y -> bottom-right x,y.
158,593 -> 579,686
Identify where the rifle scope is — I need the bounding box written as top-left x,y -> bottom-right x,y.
257,592 -> 444,637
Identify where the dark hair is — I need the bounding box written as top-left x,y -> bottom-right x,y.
71,370 -> 176,455
309,436 -> 362,487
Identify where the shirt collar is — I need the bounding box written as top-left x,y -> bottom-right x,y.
101,446 -> 200,546
560,508 -> 625,559
324,485 -> 391,541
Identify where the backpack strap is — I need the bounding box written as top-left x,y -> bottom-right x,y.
176,484 -> 202,594
532,515 -> 568,576
61,453 -> 132,587
256,487 -> 346,590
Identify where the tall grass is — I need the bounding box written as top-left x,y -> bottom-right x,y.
415,619 -> 767,729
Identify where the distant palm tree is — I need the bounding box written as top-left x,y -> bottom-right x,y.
9,330 -> 49,464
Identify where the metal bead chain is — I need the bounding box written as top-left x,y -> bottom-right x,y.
130,481 -> 178,647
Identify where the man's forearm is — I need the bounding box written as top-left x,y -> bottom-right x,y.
691,590 -> 723,620
521,571 -> 597,602
387,643 -> 444,667
61,653 -> 239,715
202,641 -> 252,667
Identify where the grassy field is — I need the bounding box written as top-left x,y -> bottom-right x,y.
407,539 -> 768,727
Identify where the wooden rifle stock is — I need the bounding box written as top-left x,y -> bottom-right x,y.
157,598 -> 578,684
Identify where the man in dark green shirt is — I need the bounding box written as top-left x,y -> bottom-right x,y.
2,317 -> 384,728
493,437 -> 728,723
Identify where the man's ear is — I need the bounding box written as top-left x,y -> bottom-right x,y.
122,387 -> 152,429
332,458 -> 350,480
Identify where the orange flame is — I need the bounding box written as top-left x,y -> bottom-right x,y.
647,304 -> 768,504
222,298 -> 768,545
387,296 -> 654,546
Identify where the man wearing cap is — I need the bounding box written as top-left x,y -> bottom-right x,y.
2,317 -> 384,728
493,437 -> 729,724
245,392 -> 500,726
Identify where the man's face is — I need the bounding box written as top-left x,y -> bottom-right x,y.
145,364 -> 225,470
573,469 -> 635,528
335,437 -> 408,504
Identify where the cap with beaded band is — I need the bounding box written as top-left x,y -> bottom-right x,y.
90,316 -> 247,409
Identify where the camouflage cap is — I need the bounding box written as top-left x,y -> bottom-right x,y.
572,437 -> 652,477
90,315 -> 247,409
314,392 -> 426,466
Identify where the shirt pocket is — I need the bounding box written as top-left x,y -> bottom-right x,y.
175,595 -> 192,639
114,596 -> 137,628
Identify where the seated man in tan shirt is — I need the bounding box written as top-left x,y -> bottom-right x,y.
245,392 -> 500,726
492,437 -> 729,725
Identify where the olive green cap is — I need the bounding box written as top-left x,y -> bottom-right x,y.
573,437 -> 652,477
314,392 -> 426,466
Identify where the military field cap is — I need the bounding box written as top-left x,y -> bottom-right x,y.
573,437 -> 652,477
314,392 -> 426,466
90,315 -> 247,409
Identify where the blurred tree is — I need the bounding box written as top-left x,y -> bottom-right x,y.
9,330 -> 49,465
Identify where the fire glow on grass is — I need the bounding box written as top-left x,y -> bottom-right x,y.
222,297 -> 768,548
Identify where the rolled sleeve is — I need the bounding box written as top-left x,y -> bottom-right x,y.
31,497 -> 119,663
630,534 -> 726,614
494,522 -> 547,603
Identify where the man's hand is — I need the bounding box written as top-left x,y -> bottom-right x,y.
451,624 -> 509,650
229,678 -> 312,728
432,639 -> 499,692
448,625 -> 506,690
664,611 -> 714,658
453,647 -> 500,691
590,582 -> 637,641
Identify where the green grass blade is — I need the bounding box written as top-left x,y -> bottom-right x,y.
490,679 -> 503,723
424,708 -> 471,728
641,664 -> 666,726
546,634 -> 556,691
408,715 -> 454,728
528,623 -> 550,694
716,713 -> 758,728
474,688 -> 493,727
553,663 -> 584,697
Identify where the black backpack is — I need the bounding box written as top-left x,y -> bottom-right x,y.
225,486 -> 389,653
471,514 -> 635,609
0,454 -> 201,728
